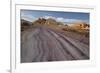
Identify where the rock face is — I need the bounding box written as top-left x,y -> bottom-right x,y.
32,18 -> 46,26
33,18 -> 58,25
32,18 -> 64,29
32,18 -> 56,30
45,18 -> 58,25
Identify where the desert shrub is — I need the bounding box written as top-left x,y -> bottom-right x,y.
62,27 -> 78,32
62,28 -> 68,31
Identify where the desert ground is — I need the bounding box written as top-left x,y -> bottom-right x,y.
21,18 -> 89,63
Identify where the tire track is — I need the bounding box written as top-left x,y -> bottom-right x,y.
47,29 -> 89,60
41,27 -> 75,60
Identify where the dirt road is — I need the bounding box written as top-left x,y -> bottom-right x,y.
21,26 -> 89,63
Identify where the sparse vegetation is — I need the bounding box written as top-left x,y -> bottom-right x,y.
62,26 -> 89,37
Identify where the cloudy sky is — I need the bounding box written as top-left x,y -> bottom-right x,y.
21,9 -> 89,24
